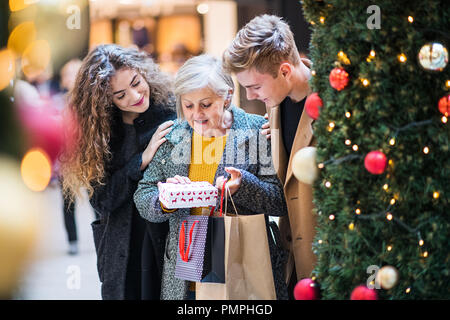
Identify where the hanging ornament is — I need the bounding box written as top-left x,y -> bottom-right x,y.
364,151 -> 387,175
292,147 -> 318,185
329,67 -> 349,91
438,94 -> 449,116
376,266 -> 399,290
418,42 -> 448,71
305,92 -> 323,120
350,285 -> 378,300
294,278 -> 320,300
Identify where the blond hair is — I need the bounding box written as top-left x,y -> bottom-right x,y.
223,14 -> 300,78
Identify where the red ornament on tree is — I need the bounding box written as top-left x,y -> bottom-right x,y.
350,285 -> 378,300
329,67 -> 349,91
305,92 -> 324,120
364,150 -> 387,175
438,94 -> 449,116
294,278 -> 320,300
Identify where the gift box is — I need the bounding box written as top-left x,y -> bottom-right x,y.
159,181 -> 219,209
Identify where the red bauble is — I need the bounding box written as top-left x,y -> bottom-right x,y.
364,151 -> 387,175
329,67 -> 349,91
350,285 -> 378,300
294,278 -> 320,300
305,92 -> 324,120
438,94 -> 449,116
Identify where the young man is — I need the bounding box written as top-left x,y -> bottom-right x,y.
223,14 -> 316,297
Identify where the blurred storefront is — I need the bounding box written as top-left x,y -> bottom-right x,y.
4,0 -> 310,114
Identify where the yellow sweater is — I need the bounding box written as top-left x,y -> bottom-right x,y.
188,131 -> 227,216
187,131 -> 227,292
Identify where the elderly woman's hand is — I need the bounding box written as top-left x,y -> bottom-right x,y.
216,167 -> 242,196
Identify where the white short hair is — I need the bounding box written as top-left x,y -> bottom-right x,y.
174,54 -> 234,119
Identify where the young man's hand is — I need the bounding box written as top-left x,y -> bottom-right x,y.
261,113 -> 271,140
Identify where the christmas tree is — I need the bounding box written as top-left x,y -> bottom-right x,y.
301,0 -> 449,299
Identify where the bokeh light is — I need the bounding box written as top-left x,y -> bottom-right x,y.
20,148 -> 52,192
0,49 -> 15,91
7,21 -> 37,56
21,39 -> 52,79
9,0 -> 32,12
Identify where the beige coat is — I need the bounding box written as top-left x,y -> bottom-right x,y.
267,105 -> 317,283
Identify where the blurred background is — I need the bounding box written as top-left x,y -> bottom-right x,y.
0,0 -> 311,300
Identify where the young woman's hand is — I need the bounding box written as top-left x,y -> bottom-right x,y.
215,167 -> 242,196
141,120 -> 174,170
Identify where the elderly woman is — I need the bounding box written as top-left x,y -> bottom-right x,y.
134,54 -> 288,300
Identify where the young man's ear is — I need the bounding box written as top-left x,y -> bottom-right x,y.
279,62 -> 292,79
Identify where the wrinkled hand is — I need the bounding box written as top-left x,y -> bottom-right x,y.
157,175 -> 191,190
215,167 -> 242,196
141,120 -> 174,170
261,113 -> 271,140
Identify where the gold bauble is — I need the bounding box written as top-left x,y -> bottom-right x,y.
0,156 -> 40,298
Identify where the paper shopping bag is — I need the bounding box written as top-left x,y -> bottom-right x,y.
174,215 -> 209,282
196,185 -> 276,300
201,214 -> 225,283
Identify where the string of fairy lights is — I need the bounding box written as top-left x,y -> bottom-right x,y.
305,11 -> 448,296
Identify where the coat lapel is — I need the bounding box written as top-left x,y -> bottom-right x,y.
284,108 -> 314,188
267,105 -> 288,184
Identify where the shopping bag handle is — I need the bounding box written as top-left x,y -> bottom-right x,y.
179,220 -> 198,262
209,180 -> 227,217
224,183 -> 239,216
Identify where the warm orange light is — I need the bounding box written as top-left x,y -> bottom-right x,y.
21,40 -> 52,79
9,0 -> 31,12
398,53 -> 407,63
20,149 -> 52,192
361,78 -> 370,86
7,21 -> 37,56
0,49 -> 15,91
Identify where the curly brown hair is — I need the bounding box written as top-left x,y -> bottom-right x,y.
60,44 -> 173,200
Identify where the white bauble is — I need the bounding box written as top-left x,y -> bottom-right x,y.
376,265 -> 399,290
292,147 -> 318,185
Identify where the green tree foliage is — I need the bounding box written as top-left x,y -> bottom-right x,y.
302,0 -> 449,299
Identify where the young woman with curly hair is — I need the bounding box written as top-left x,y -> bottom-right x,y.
60,44 -> 176,300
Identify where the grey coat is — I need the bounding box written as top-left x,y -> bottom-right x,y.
134,106 -> 289,300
